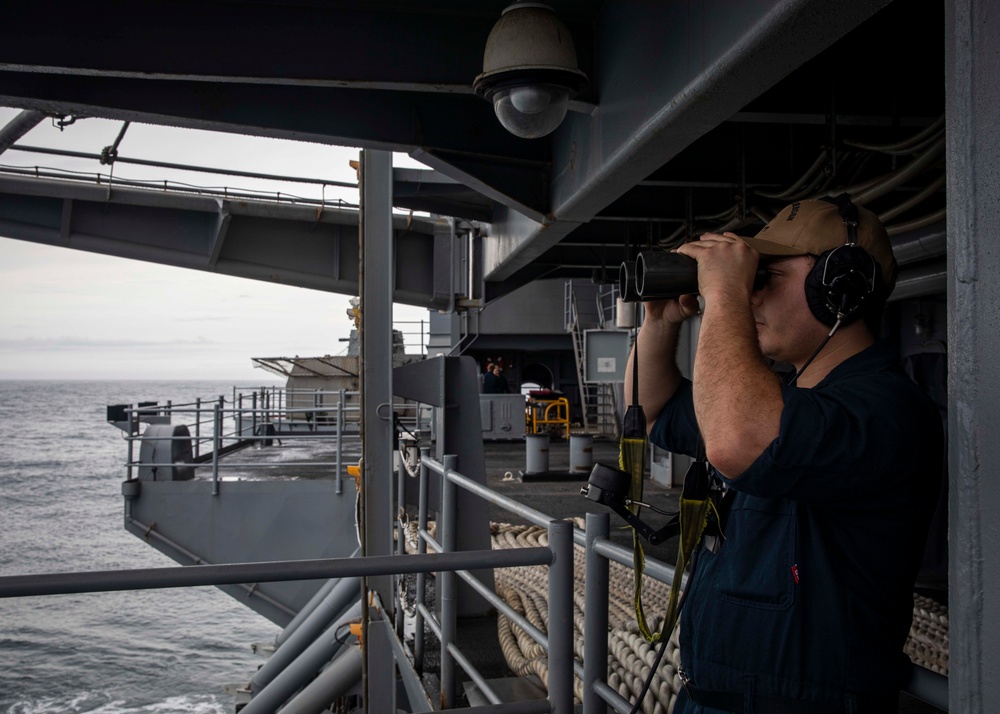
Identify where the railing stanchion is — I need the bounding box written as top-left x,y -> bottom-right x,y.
440,454 -> 459,709
584,513 -> 611,714
395,436 -> 406,639
335,389 -> 345,495
238,394 -> 244,441
126,405 -> 136,481
195,397 -> 202,458
218,395 -> 226,442
414,447 -> 430,673
548,519 -> 575,714
252,391 -> 258,441
212,401 -> 221,495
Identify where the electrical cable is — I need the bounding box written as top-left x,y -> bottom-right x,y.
334,622 -> 354,645
100,121 -> 131,166
626,498 -> 677,517
788,316 -> 843,386
878,174 -> 946,224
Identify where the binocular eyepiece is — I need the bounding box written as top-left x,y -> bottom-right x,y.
620,251 -> 769,303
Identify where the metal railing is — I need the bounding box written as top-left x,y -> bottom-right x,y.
116,388 -> 426,496
406,447 -> 682,713
394,319 -> 430,357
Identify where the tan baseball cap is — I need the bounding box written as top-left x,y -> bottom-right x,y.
744,198 -> 896,289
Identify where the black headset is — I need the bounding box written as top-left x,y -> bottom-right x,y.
803,193 -> 880,327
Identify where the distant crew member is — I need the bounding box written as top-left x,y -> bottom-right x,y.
483,364 -> 510,394
481,362 -> 495,393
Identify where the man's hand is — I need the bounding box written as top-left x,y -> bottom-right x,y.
624,294 -> 699,433
642,293 -> 701,325
675,232 -> 782,478
676,232 -> 760,305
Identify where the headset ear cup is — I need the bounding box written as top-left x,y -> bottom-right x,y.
805,246 -> 876,327
805,256 -> 839,326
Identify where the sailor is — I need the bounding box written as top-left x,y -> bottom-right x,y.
626,196 -> 943,713
484,363 -> 510,394
481,361 -> 495,393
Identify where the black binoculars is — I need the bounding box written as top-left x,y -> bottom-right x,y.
620,251 -> 769,303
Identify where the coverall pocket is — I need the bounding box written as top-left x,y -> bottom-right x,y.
713,498 -> 796,610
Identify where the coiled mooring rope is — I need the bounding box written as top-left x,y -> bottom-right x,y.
489,520 -> 681,714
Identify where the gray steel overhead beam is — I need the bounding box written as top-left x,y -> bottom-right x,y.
0,1 -> 598,102
0,174 -> 451,308
411,148 -> 549,224
0,74 -> 534,162
482,202 -> 583,302
0,74 -> 549,215
0,2 -> 494,92
484,0 -> 894,281
730,111 -> 938,127
0,109 -> 44,155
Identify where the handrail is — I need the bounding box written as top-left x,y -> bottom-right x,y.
0,547 -> 552,599
416,452 -> 644,710
113,389 -> 425,496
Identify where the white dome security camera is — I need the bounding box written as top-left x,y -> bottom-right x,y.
473,3 -> 588,139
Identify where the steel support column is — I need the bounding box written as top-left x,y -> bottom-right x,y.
947,0 -> 1000,711
394,357 -> 496,616
360,148 -> 395,714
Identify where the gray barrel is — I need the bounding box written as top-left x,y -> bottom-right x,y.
525,434 -> 550,474
616,297 -> 636,328
569,434 -> 594,473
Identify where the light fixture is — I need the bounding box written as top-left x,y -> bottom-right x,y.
474,2 -> 588,139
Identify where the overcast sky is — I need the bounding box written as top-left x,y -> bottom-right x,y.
0,107 -> 431,381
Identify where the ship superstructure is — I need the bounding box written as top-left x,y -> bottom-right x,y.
0,0 -> 983,711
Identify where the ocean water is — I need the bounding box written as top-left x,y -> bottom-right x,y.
0,381 -> 282,714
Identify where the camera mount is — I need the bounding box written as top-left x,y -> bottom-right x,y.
581,462 -> 680,545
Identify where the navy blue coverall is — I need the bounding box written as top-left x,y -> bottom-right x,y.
650,341 -> 943,714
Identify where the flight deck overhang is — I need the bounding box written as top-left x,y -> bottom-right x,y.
0,173 -> 457,309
